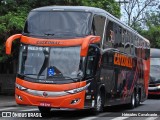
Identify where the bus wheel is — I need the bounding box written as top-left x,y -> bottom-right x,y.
135,91 -> 140,107
38,106 -> 51,115
92,92 -> 104,114
129,91 -> 136,109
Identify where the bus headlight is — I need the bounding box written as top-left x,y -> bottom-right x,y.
15,83 -> 28,91
157,85 -> 160,89
66,83 -> 90,94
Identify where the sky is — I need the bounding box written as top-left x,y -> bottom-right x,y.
115,0 -> 160,28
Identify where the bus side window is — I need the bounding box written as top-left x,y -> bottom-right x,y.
86,47 -> 96,77
113,23 -> 121,49
122,29 -> 130,54
130,33 -> 135,55
91,15 -> 106,43
117,26 -> 123,52
86,56 -> 95,76
103,21 -> 113,48
122,29 -> 126,52
135,37 -> 139,57
125,31 -> 131,54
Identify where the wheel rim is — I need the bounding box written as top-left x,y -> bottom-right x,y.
97,94 -> 102,111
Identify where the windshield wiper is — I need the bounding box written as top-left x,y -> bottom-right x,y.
20,74 -> 45,79
77,70 -> 83,78
44,33 -> 55,36
64,76 -> 79,82
37,49 -> 49,79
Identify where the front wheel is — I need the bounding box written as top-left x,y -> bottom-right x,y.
91,91 -> 104,114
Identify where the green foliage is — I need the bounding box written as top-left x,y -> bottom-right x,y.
140,26 -> 160,48
81,0 -> 120,18
0,0 -> 29,62
145,12 -> 160,27
138,12 -> 160,48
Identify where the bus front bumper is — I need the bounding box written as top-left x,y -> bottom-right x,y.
15,88 -> 86,109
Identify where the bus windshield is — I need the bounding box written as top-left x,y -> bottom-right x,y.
18,45 -> 83,84
23,11 -> 91,38
150,58 -> 160,82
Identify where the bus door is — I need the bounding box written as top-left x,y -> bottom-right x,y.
101,51 -> 117,105
85,45 -> 100,97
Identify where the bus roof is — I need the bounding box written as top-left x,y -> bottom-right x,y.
32,6 -> 150,44
32,6 -> 106,13
151,48 -> 160,58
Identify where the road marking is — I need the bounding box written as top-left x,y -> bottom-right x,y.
20,108 -> 38,112
0,107 -> 37,112
79,112 -> 111,120
110,117 -> 129,120
0,107 -> 18,111
145,117 -> 158,120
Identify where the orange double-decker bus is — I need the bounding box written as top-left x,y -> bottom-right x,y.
5,6 -> 150,114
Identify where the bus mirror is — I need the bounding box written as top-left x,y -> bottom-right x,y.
90,36 -> 101,43
6,34 -> 22,55
81,35 -> 101,56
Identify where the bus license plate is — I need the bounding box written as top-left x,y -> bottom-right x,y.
39,102 -> 51,107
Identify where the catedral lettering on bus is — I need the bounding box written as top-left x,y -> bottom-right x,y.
5,6 -> 150,114
114,53 -> 132,68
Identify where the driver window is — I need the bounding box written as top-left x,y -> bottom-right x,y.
86,47 -> 96,77
86,56 -> 95,76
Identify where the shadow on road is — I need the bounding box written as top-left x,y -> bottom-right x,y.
38,104 -> 141,119
148,95 -> 160,99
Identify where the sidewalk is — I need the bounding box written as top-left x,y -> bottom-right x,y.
0,95 -> 16,107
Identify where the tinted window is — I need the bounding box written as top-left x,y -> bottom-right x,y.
86,47 -> 98,77
130,33 -> 135,55
91,15 -> 106,42
103,21 -> 114,48
24,11 -> 91,38
122,30 -> 130,54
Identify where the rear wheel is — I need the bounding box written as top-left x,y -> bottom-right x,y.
129,91 -> 136,109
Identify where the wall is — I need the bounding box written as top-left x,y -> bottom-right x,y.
0,74 -> 16,95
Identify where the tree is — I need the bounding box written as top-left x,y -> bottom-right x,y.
81,0 -> 120,18
145,12 -> 160,27
120,0 -> 159,28
0,0 -> 28,63
139,13 -> 160,48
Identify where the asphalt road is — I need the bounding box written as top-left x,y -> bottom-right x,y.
0,95 -> 160,120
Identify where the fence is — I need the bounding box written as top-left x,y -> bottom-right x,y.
0,74 -> 16,95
